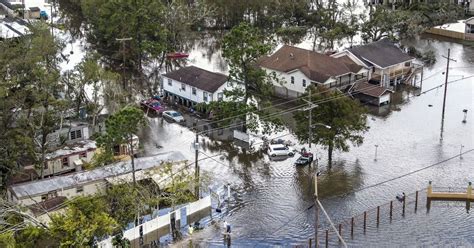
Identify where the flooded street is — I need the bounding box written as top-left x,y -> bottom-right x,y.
137,35 -> 473,247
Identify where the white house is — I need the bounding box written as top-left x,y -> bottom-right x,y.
331,39 -> 415,88
34,140 -> 97,177
162,66 -> 233,106
7,151 -> 187,207
258,45 -> 369,98
46,121 -> 91,149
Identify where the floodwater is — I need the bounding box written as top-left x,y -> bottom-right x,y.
137,34 -> 474,247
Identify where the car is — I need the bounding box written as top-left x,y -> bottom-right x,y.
294,152 -> 314,166
268,144 -> 295,157
162,110 -> 185,123
140,98 -> 166,114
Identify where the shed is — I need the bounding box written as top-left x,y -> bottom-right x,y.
349,82 -> 393,106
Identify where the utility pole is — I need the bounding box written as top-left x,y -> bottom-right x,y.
194,132 -> 200,198
116,37 -> 133,90
303,89 -> 318,149
440,49 -> 456,140
314,173 -> 319,248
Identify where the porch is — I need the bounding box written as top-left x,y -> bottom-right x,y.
370,66 -> 414,87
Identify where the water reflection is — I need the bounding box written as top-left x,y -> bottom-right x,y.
318,160 -> 364,198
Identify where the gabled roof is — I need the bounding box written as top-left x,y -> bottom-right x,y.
163,66 -> 228,93
259,45 -> 362,83
347,39 -> 414,69
351,82 -> 392,98
10,151 -> 187,199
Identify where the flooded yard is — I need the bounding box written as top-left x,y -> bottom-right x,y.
137,35 -> 474,247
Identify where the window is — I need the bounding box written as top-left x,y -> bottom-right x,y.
181,83 -> 186,91
168,78 -> 172,86
79,152 -> 87,159
291,76 -> 294,84
302,79 -> 306,87
70,130 -> 82,140
203,92 -> 208,102
62,157 -> 69,168
192,87 -> 197,95
76,186 -> 84,193
217,92 -> 224,101
404,62 -> 411,67
41,194 -> 47,201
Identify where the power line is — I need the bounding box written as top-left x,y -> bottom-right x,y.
198,72 -> 474,136
317,198 -> 347,247
197,82 -> 391,135
194,68 -> 445,131
241,148 -> 473,246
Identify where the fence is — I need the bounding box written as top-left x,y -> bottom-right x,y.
305,189 -> 427,248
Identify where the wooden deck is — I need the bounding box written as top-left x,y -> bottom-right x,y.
427,182 -> 474,201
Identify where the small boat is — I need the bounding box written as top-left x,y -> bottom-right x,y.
166,52 -> 189,59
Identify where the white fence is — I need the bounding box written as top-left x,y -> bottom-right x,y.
98,195 -> 211,248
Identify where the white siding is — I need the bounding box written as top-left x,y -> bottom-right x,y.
379,94 -> 391,105
162,76 -> 234,104
43,149 -> 96,176
263,68 -> 337,96
14,179 -> 108,207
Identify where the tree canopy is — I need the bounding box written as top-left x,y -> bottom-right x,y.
96,106 -> 147,184
293,85 -> 369,166
49,196 -> 118,247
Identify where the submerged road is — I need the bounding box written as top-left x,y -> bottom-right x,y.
138,36 -> 474,247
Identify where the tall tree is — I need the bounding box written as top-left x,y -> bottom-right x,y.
64,54 -> 119,125
49,196 -> 118,247
293,85 -> 369,166
96,106 -> 147,184
212,22 -> 282,134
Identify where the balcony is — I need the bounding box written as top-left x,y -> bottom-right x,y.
371,67 -> 413,83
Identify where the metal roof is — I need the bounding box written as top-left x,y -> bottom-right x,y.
10,151 -> 187,199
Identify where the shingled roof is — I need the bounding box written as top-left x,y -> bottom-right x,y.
258,45 -> 362,83
163,66 -> 228,93
351,82 -> 392,98
348,39 -> 414,68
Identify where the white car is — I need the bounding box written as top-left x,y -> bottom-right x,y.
162,111 -> 185,123
268,144 -> 295,157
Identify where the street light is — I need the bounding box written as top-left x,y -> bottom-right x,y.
308,123 -> 331,148
312,123 -> 332,129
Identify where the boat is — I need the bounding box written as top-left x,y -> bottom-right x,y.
166,52 -> 189,59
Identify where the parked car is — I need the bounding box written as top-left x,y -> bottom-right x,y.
163,111 -> 185,123
140,98 -> 166,114
268,144 -> 295,157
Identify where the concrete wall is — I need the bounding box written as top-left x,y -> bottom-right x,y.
425,27 -> 465,40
